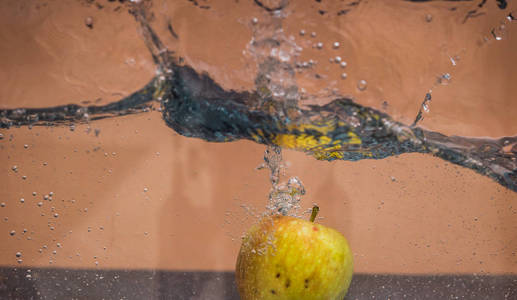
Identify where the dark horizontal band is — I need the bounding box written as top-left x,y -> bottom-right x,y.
1,267 -> 516,299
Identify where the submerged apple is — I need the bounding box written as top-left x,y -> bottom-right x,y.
235,206 -> 353,300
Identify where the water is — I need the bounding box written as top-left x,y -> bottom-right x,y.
1,1 -> 516,192
1,0 -> 517,298
258,145 -> 306,217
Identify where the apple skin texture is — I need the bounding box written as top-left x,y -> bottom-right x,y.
236,215 -> 353,300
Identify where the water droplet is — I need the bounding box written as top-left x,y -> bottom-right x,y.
17,259 -> 23,264
125,58 -> 136,66
54,213 -> 59,218
0,202 -> 5,208
316,42 -> 323,49
438,73 -> 451,85
310,32 -> 316,38
278,50 -> 290,62
449,56 -> 457,66
491,27 -> 504,41
32,192 -> 37,196
299,29 -> 306,36
334,56 -> 342,63
357,80 -> 368,91
23,144 -> 28,149
21,175 -> 27,180
143,187 -> 149,192
9,230 -> 16,236
425,14 -> 433,22
11,165 -> 18,172
340,61 -> 347,68
340,73 -> 348,79
57,243 -> 62,248
49,192 -> 54,196
251,17 -> 258,24
37,202 -> 43,207
85,16 -> 93,29
15,252 -> 22,258
382,101 -> 389,110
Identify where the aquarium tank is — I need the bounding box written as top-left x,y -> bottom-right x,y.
1,0 -> 516,299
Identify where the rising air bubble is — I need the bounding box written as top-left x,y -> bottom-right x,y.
357,80 -> 367,91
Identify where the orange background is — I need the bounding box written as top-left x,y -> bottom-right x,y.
1,0 -> 516,274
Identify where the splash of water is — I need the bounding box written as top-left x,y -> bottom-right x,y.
0,1 -> 516,193
411,7 -> 516,128
245,3 -> 302,120
257,146 -> 306,217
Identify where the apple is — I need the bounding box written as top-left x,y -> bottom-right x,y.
235,206 -> 353,300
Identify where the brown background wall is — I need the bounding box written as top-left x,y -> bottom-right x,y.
1,0 -> 516,274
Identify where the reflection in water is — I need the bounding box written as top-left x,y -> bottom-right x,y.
0,0 -> 516,193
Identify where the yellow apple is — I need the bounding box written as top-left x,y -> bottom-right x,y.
235,207 -> 353,300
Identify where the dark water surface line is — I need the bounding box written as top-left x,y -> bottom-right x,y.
1,62 -> 515,193
0,267 -> 516,299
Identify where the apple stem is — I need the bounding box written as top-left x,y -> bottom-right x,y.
309,205 -> 319,222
